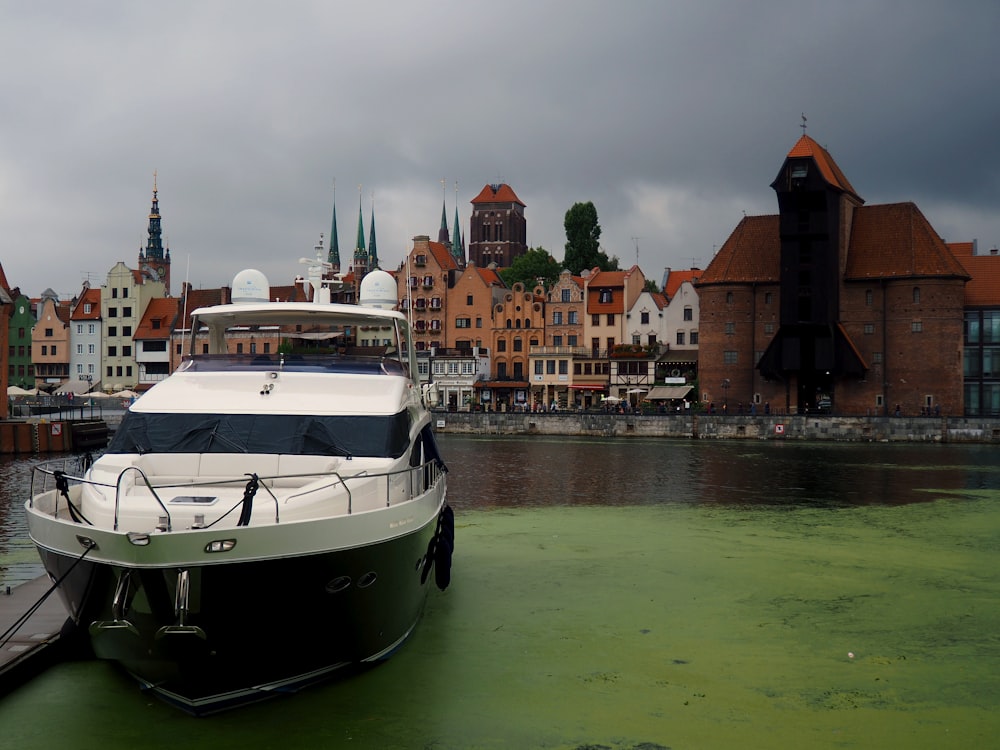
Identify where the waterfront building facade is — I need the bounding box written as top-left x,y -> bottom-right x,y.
953,242 -> 1000,415
135,297 -> 179,391
100,262 -> 165,391
6,290 -> 35,391
31,293 -> 71,391
698,133 -> 969,416
69,285 -> 102,390
396,235 -> 460,351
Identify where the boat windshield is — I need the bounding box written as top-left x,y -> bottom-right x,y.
107,411 -> 412,459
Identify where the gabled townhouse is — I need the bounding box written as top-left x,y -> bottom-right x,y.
659,269 -> 701,385
445,261 -> 505,350
69,284 -> 102,390
531,269 -> 591,409
396,235 -> 460,351
483,281 -> 545,411
135,296 -> 180,391
584,266 -> 648,404
31,292 -> 71,391
101,262 -> 166,392
6,289 -> 35,390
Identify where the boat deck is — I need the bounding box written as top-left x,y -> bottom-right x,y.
0,576 -> 74,694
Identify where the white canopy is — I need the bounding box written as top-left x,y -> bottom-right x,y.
645,385 -> 693,400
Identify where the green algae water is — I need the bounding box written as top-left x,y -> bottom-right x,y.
1,438 -> 999,748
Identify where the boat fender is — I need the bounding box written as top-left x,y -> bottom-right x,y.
54,470 -> 92,526
237,474 -> 260,527
434,504 -> 454,591
419,504 -> 455,590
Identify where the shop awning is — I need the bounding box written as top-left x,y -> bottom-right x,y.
645,385 -> 693,400
474,381 -> 530,389
568,384 -> 607,390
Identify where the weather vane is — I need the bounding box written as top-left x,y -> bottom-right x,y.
800,113 -> 808,134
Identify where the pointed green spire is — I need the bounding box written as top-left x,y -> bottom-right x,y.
368,199 -> 379,270
328,183 -> 341,269
452,204 -> 463,264
354,192 -> 366,261
438,198 -> 450,245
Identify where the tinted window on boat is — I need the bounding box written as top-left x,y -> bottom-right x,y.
107,411 -> 412,459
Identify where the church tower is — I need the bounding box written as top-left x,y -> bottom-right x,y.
328,183 -> 341,272
138,173 -> 171,294
468,183 -> 527,268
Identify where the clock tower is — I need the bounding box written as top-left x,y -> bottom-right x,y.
138,173 -> 171,294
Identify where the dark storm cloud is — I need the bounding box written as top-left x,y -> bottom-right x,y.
1,0 -> 998,298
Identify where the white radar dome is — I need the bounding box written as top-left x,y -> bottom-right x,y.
359,270 -> 398,309
231,269 -> 270,304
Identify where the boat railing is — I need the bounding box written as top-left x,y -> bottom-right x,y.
30,456 -> 445,530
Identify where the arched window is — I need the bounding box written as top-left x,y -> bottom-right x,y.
726,292 -> 734,304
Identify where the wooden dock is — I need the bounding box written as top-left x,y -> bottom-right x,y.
0,576 -> 76,694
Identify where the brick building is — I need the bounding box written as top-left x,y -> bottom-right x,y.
467,183 -> 527,269
697,133 -> 969,416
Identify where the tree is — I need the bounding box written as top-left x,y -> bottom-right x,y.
562,201 -> 616,275
498,246 -> 561,289
643,278 -> 660,293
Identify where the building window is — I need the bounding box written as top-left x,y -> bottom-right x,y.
84,303 -> 92,314
88,324 -> 95,335
676,331 -> 685,345
592,314 -> 600,326
476,317 -> 483,328
108,308 -> 117,318
764,292 -> 773,305
559,360 -> 568,375
456,317 -> 471,328
864,323 -> 875,335
553,311 -> 563,325
599,289 -> 612,303
568,335 -> 577,346
552,335 -> 563,346
121,346 -> 130,357
546,360 -> 555,374
913,287 -> 921,304
723,350 -> 738,364
534,360 -> 543,375
911,320 -> 923,333
606,314 -> 615,325
873,351 -> 883,364
690,331 -> 698,345
683,307 -> 693,321
725,322 -> 735,335
568,311 -> 578,324
123,325 -> 132,336
641,312 -> 649,325
108,346 -> 117,356
497,339 -> 506,352
513,338 -> 523,352
123,306 -> 132,317
866,289 -> 873,306
764,323 -> 774,335
726,292 -> 734,304
561,289 -> 571,302
236,343 -> 244,353
467,294 -> 473,305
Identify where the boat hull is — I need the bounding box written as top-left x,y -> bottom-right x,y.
32,502 -> 446,714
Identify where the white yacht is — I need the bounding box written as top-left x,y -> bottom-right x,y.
26,262 -> 452,714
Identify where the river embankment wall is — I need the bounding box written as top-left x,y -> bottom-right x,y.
430,412 -> 1000,443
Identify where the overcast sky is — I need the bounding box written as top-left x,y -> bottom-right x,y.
2,0 -> 998,299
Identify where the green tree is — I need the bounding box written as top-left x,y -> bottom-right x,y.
563,201 -> 616,274
643,278 -> 660,293
498,246 -> 561,289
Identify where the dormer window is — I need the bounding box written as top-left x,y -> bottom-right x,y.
790,164 -> 808,179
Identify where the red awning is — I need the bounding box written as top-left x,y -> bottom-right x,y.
568,384 -> 607,390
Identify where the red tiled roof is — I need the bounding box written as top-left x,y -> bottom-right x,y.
470,183 -> 525,207
786,134 -> 862,202
71,287 -> 102,320
952,242 -> 1000,306
663,269 -> 701,299
178,287 -> 228,330
428,240 -> 459,271
649,292 -> 668,310
135,297 -> 180,340
476,266 -> 504,287
844,203 -> 970,280
698,215 -> 780,285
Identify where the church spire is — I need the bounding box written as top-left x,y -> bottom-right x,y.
144,171 -> 164,262
368,192 -> 378,270
328,180 -> 341,271
437,177 -> 450,244
451,181 -> 464,265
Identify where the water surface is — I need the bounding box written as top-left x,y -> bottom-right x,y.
1,437 -> 998,748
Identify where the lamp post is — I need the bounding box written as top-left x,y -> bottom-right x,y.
721,378 -> 730,413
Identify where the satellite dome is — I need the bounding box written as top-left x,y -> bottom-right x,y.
231,269 -> 270,304
359,270 -> 397,309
